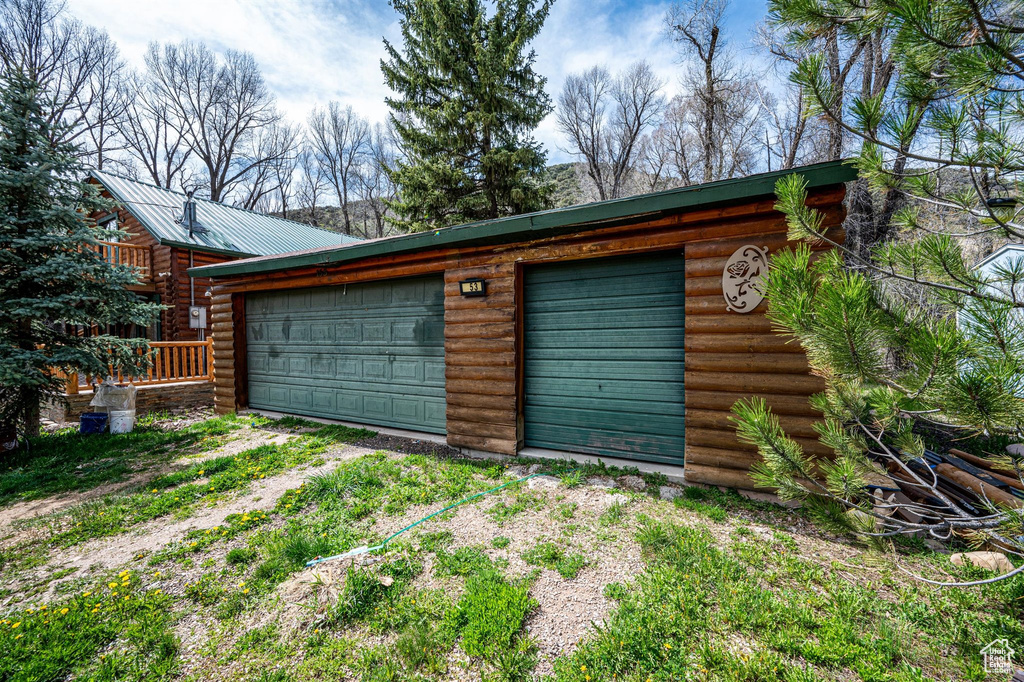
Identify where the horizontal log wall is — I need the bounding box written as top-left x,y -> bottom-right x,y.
207,185 -> 847,488
168,248 -> 235,341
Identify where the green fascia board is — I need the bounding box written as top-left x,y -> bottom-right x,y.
190,160 -> 856,279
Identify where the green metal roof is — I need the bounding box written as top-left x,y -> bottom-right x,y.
91,170 -> 361,257
190,160 -> 855,279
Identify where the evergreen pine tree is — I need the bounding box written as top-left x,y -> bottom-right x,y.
0,70 -> 160,445
381,0 -> 554,231
732,0 -> 1024,581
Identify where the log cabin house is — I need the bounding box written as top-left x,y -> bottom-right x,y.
190,161 -> 856,490
86,171 -> 361,342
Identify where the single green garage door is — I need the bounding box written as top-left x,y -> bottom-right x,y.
524,253 -> 685,463
245,276 -> 446,433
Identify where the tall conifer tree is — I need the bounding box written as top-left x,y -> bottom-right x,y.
0,70 -> 160,444
381,0 -> 553,231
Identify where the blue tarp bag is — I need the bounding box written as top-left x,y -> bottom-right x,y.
80,412 -> 108,434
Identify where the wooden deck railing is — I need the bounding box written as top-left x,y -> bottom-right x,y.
90,240 -> 152,280
62,340 -> 214,394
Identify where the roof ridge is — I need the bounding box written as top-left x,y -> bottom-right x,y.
88,168 -> 359,241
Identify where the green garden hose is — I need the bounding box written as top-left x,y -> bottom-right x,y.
305,470 -> 559,567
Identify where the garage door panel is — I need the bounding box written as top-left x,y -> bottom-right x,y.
527,291 -> 685,313
526,376 -> 683,402
527,393 -> 684,416
525,253 -> 685,462
528,406 -> 684,437
527,359 -> 685,381
245,275 -> 446,434
527,424 -> 684,463
528,308 -> 684,331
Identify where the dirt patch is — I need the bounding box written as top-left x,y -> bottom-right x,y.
0,472 -> 153,530
356,433 -> 463,458
7,445 -> 377,608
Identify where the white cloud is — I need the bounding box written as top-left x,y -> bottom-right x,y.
66,0 -> 398,124
64,0 -> 771,164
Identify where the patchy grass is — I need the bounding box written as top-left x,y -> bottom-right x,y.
2,414 -> 1021,682
0,413 -> 249,507
551,517 -> 1024,682
521,541 -> 588,579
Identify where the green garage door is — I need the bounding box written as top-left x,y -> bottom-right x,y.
245,276 -> 446,433
524,253 -> 685,463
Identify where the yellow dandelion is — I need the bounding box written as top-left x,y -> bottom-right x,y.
108,582 -> 118,589
242,589 -> 249,594
60,608 -> 69,615
152,489 -> 158,493
12,622 -> 20,628
14,634 -> 21,640
198,470 -> 205,475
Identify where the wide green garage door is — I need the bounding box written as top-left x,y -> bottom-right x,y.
524,253 -> 685,463
245,276 -> 445,433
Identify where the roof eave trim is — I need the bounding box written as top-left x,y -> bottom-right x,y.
160,238 -> 260,259
189,160 -> 857,279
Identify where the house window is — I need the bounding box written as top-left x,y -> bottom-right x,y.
99,213 -> 119,242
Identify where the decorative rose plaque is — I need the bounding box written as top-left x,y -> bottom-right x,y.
721,245 -> 769,313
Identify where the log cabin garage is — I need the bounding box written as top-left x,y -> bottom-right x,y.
190,161 -> 855,490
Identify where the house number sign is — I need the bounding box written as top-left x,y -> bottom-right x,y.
722,245 -> 769,314
459,278 -> 487,296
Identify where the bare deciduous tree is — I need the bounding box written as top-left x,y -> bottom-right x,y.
307,102 -> 370,233
144,41 -> 282,202
117,70 -> 192,189
296,143 -> 328,225
756,83 -> 830,171
76,31 -> 128,171
234,121 -> 301,211
0,0 -> 123,159
356,123 -> 398,239
667,0 -> 729,183
556,61 -> 665,200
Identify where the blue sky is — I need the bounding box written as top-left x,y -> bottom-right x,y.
65,0 -> 775,162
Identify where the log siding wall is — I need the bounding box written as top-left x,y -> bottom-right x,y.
91,184 -> 237,342
208,185 -> 846,489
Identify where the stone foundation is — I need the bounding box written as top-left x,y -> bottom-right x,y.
44,381 -> 215,423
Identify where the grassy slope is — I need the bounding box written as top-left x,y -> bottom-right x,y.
0,416 -> 1020,682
